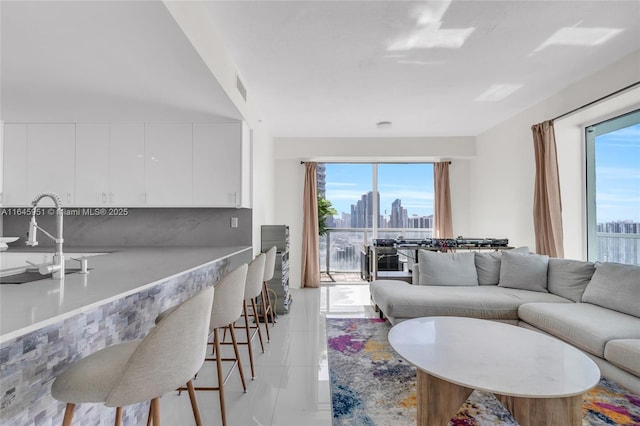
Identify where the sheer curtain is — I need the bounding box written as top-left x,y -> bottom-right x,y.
301,162 -> 320,288
532,120 -> 565,257
433,162 -> 453,238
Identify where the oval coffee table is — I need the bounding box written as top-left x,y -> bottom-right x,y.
388,316 -> 600,426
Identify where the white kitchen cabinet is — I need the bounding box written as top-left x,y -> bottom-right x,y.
144,123 -> 193,206
2,121 -> 249,208
2,124 -> 30,206
27,124 -> 76,206
109,123 -> 146,206
75,124 -> 110,205
193,121 -> 250,207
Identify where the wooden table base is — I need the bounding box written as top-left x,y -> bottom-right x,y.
417,371 -> 583,426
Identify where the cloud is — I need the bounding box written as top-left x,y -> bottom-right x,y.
379,190 -> 435,201
326,190 -> 369,201
597,167 -> 640,180
598,124 -> 640,144
326,182 -> 359,188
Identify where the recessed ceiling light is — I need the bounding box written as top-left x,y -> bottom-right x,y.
376,121 -> 392,129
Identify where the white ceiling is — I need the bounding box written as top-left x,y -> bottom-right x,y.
202,0 -> 640,137
1,1 -> 242,123
1,1 -> 638,138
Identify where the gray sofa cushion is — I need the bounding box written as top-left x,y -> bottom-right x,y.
518,302 -> 640,358
418,250 -> 478,286
370,281 -> 570,322
605,340 -> 640,376
547,258 -> 595,302
474,246 -> 529,285
582,262 -> 640,317
498,251 -> 549,292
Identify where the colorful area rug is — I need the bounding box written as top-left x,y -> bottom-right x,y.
326,318 -> 640,426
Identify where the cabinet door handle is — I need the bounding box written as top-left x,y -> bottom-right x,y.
102,192 -> 107,204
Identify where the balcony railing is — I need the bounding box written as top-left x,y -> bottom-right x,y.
320,227 -> 433,273
321,231 -> 640,272
595,232 -> 640,265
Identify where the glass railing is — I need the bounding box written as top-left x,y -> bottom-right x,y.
595,232 -> 640,265
320,228 -> 433,273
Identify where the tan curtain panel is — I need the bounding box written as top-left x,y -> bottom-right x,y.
532,120 -> 565,258
433,162 -> 453,238
301,162 -> 321,288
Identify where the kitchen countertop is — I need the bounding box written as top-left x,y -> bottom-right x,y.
0,246 -> 251,344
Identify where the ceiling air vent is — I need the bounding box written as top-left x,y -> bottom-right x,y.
236,75 -> 247,102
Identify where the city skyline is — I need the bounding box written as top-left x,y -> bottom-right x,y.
324,163 -> 434,221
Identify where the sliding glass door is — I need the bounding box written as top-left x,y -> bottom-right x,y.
320,163 -> 434,272
586,109 -> 640,265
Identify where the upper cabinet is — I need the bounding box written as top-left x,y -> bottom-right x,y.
109,123 -> 145,206
75,123 -> 110,205
75,123 -> 146,206
2,121 -> 250,208
2,124 -> 29,206
145,123 -> 193,206
193,122 -> 249,207
27,124 -> 76,205
3,123 -> 76,206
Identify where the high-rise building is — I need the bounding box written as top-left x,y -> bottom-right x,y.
350,191 -> 379,228
408,214 -> 433,229
389,199 -> 409,228
316,163 -> 326,198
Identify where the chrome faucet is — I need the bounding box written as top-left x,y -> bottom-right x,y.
26,193 -> 65,279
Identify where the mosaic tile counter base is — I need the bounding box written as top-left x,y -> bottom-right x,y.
0,253 -> 248,426
327,318 -> 640,426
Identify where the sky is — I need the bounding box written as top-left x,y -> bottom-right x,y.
324,163 -> 434,220
596,122 -> 640,223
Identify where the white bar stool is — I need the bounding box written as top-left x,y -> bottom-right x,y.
50,286 -> 215,426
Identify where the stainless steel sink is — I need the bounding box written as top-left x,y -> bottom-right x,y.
0,267 -> 87,284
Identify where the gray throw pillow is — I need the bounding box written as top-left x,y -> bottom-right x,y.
475,246 -> 530,285
547,258 -> 595,302
498,251 -> 549,292
418,250 -> 478,286
582,262 -> 640,317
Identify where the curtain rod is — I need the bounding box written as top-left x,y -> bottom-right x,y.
300,160 -> 451,164
552,81 -> 640,122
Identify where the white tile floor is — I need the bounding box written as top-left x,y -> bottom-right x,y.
159,283 -> 377,426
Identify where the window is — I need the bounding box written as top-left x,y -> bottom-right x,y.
586,109 -> 640,265
377,163 -> 434,237
319,163 -> 434,272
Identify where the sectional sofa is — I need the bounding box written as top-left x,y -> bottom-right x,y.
369,248 -> 640,394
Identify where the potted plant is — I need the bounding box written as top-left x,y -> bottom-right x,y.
318,196 -> 337,236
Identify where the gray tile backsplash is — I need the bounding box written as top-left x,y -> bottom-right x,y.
2,208 -> 252,248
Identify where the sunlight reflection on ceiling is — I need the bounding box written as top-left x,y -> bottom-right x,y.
387,1 -> 475,51
475,84 -> 523,102
534,27 -> 623,51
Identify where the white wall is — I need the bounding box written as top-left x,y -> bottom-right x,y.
252,123 -> 275,253
470,50 -> 640,258
165,1 -> 276,256
273,136 -> 476,288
